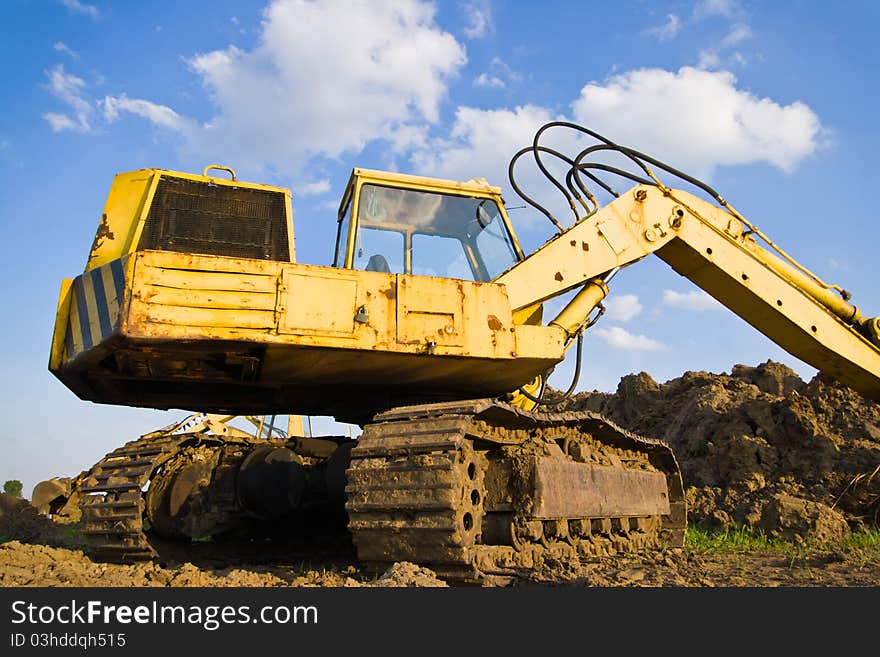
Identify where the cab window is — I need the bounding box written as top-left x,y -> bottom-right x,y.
348,183 -> 519,281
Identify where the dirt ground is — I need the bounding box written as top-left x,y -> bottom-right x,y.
562,360 -> 880,541
2,361 -> 879,587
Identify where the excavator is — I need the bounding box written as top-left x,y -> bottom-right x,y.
39,122 -> 880,581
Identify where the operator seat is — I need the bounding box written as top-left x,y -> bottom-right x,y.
365,254 -> 391,273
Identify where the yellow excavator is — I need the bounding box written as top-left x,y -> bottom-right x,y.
41,122 -> 880,580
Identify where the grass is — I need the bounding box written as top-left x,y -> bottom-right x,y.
685,523 -> 880,571
685,524 -> 785,553
838,528 -> 880,549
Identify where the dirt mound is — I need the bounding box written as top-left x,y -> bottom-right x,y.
0,540 -> 449,587
0,494 -> 85,549
0,493 -> 451,588
353,561 -> 448,587
563,361 -> 880,541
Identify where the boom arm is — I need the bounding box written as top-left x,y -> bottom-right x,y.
495,184 -> 880,401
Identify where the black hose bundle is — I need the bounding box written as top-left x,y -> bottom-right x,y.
509,122 -> 728,406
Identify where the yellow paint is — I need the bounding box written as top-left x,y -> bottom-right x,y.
397,275 -> 463,348
53,163 -> 880,418
202,164 -> 237,179
67,285 -> 84,356
85,170 -> 153,271
141,267 -> 278,294
99,265 -> 120,320
280,269 -> 360,337
146,287 -> 277,311
549,278 -> 608,337
507,375 -> 542,411
287,415 -> 305,438
497,184 -> 880,400
80,270 -> 102,346
85,167 -> 294,272
124,171 -> 162,259
48,279 -> 73,370
512,302 -> 543,326
513,324 -> 565,360
142,305 -> 277,331
121,252 -> 524,360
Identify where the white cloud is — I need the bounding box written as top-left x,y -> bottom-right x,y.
731,51 -> 748,67
697,49 -> 722,69
721,23 -> 753,47
62,1 -> 465,178
409,66 -> 823,226
100,94 -> 194,132
692,0 -> 740,21
603,294 -> 642,322
180,0 -> 465,175
53,41 -> 79,59
461,0 -> 493,39
571,66 -> 822,179
44,113 -> 79,132
695,22 -> 753,70
474,73 -> 504,89
406,65 -> 823,240
386,124 -> 429,156
60,0 -> 100,19
473,56 -> 520,91
42,65 -> 93,133
592,326 -> 666,351
295,179 -> 331,196
645,14 -> 681,42
410,104 -> 557,199
230,15 -> 246,34
662,289 -> 725,311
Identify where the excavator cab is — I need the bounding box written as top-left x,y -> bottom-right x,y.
333,168 -> 525,281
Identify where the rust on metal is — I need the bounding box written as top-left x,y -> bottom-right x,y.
88,213 -> 116,255
346,398 -> 685,581
531,458 -> 670,519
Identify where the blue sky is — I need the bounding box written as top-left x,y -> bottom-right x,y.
2,0 -> 879,495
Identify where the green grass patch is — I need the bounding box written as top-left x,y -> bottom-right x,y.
838,528 -> 880,549
685,524 -> 786,553
686,524 -> 880,556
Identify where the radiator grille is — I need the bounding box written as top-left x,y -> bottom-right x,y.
138,176 -> 290,261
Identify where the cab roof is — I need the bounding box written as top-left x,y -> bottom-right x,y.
349,167 -> 503,197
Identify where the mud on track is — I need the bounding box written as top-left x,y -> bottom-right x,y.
562,361 -> 880,542
2,361 -> 879,587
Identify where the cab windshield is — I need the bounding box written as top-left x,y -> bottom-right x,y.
350,184 -> 519,282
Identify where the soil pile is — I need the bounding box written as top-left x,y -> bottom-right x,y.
4,361 -> 879,587
0,540 -> 449,588
563,360 -> 880,541
0,493 -> 85,550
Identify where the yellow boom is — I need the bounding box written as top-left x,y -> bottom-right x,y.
497,183 -> 880,399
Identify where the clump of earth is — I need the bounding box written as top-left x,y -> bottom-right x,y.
561,360 -> 880,542
3,360 -> 879,587
0,494 -> 447,587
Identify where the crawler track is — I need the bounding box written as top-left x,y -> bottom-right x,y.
346,399 -> 685,581
78,433 -> 190,562
78,432 -> 266,562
